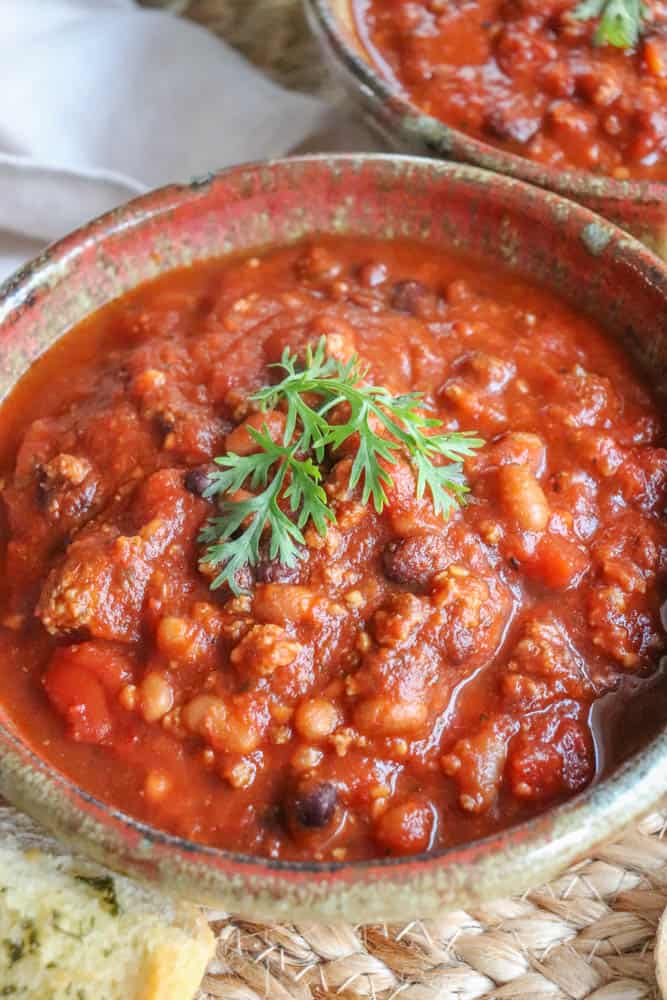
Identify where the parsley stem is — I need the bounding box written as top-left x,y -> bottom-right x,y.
573,0 -> 646,49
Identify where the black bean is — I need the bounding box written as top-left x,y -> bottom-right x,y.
35,470 -> 49,510
185,466 -> 214,499
154,410 -> 176,436
294,782 -> 338,829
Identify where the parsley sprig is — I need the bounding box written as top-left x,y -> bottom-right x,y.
573,0 -> 647,49
198,429 -> 333,591
200,338 -> 483,592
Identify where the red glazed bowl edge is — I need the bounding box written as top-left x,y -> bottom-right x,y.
305,0 -> 667,259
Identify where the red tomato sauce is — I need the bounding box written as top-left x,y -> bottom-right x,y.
0,236 -> 665,861
354,0 -> 667,180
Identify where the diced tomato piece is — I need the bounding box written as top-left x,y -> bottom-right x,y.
382,458 -> 443,533
523,533 -> 589,590
442,715 -> 518,813
644,38 -> 667,79
509,713 -> 593,802
51,641 -> 133,694
375,798 -> 437,856
44,658 -> 112,744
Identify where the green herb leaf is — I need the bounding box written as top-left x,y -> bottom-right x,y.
3,919 -> 39,967
200,337 -> 483,593
74,875 -> 119,917
573,0 -> 647,48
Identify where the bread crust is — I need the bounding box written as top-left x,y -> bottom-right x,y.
0,804 -> 214,1000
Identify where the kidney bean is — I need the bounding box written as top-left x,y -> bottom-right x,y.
184,464 -> 215,498
255,542 -> 307,584
375,798 -> 437,856
382,534 -> 450,588
498,463 -> 550,532
390,280 -> 437,317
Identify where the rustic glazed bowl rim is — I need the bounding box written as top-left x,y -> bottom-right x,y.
306,0 -> 667,206
0,154 -> 666,917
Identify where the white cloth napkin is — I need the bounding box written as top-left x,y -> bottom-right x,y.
0,0 -> 374,279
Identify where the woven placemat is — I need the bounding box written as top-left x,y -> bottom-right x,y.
197,807 -> 667,999
142,2 -> 667,995
141,0 -> 324,92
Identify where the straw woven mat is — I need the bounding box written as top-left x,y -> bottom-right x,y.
36,2 -> 657,996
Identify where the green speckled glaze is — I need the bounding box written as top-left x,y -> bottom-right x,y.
306,0 -> 667,259
0,156 -> 666,921
581,221 -> 614,256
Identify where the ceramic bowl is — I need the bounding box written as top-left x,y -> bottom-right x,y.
0,155 -> 666,921
305,0 -> 667,259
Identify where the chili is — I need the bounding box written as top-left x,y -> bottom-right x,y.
0,236 -> 665,860
355,0 -> 667,180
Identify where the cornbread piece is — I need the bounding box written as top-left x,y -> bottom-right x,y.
0,807 -> 214,999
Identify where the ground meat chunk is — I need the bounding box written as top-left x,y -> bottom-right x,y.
442,716 -> 519,814
616,447 -> 667,511
130,361 -> 227,463
545,365 -> 620,429
592,514 -> 666,595
353,533 -> 512,736
547,468 -> 598,541
352,649 -> 432,737
501,612 -> 597,708
37,524 -> 156,641
570,429 -> 626,478
230,623 -> 302,678
431,564 -> 493,664
36,453 -> 96,521
588,586 -> 663,669
5,443 -> 97,535
2,401 -> 157,613
36,470 -> 203,642
372,592 -> 429,647
588,514 -> 667,668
